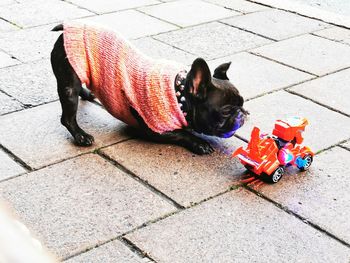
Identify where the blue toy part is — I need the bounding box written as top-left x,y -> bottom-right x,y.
295,156 -> 307,169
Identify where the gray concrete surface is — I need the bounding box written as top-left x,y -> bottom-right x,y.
0,0 -> 349,262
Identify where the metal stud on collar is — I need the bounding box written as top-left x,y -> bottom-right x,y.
174,70 -> 188,119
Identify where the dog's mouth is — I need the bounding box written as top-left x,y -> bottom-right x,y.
216,108 -> 249,138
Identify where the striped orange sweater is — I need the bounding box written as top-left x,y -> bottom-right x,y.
63,21 -> 188,133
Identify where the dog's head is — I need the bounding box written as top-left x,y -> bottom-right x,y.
185,58 -> 248,138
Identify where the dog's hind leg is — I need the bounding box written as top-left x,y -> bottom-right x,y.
79,86 -> 95,101
51,34 -> 94,146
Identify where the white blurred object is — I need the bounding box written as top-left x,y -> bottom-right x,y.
0,203 -> 57,263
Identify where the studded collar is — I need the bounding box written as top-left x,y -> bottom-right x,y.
174,70 -> 189,120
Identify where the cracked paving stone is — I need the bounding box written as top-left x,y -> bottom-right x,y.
252,34 -> 350,76
0,154 -> 176,259
236,91 -> 350,153
154,22 -> 272,60
249,147 -> 350,244
0,92 -> 23,115
0,59 -> 58,106
0,101 -> 129,169
0,149 -> 26,181
0,0 -> 92,28
80,10 -> 178,40
209,52 -> 313,99
290,68 -> 350,116
101,136 -> 246,207
126,189 -> 350,262
139,0 -> 238,27
223,9 -> 328,41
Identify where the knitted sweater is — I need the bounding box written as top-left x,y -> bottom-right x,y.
63,21 -> 188,133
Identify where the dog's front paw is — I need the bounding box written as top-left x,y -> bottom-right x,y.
189,139 -> 214,155
74,132 -> 94,146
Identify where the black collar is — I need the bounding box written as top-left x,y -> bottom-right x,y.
174,70 -> 189,119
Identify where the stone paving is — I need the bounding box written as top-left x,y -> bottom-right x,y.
0,0 -> 349,262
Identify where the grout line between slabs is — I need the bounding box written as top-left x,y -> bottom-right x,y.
0,144 -> 32,172
97,150 -> 185,210
0,138 -> 133,184
310,32 -> 350,47
245,0 -> 350,30
62,185 -> 243,262
244,186 -> 350,248
135,8 -> 183,29
61,138 -> 349,261
247,51 -> 318,76
0,89 -> 25,109
149,36 -> 198,57
286,90 -> 350,118
201,0 -> 245,14
120,237 -> 157,262
338,144 -> 350,152
219,20 -> 277,42
61,0 -> 99,15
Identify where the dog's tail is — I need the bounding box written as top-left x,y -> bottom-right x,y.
51,24 -> 63,32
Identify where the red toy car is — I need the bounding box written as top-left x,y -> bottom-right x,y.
233,117 -> 314,183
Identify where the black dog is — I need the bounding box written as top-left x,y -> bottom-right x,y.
51,24 -> 248,154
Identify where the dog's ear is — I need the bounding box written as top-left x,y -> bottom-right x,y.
213,62 -> 231,80
188,58 -> 211,99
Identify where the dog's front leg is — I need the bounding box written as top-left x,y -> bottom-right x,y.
130,108 -> 214,155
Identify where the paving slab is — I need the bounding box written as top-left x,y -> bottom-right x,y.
209,52 -> 313,99
207,0 -> 269,13
68,0 -> 160,14
139,0 -> 238,27
0,101 -> 129,169
252,34 -> 350,76
80,10 -> 178,40
101,136 -> 246,207
0,59 -> 58,106
0,154 -> 176,259
0,92 -> 23,115
66,240 -> 145,263
126,189 -> 350,263
313,26 -> 350,46
0,50 -> 19,68
0,0 -> 92,28
132,37 -> 197,65
290,68 -> 350,115
0,19 -> 18,32
223,9 -> 327,41
154,22 -> 272,60
0,149 -> 26,181
236,91 -> 350,152
0,25 -> 62,63
250,147 -> 350,244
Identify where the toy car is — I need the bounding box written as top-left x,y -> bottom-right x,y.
233,117 -> 314,183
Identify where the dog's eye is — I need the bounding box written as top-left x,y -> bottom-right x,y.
220,105 -> 233,117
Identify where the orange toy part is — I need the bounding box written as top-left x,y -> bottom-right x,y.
233,117 -> 314,183
272,117 -> 308,143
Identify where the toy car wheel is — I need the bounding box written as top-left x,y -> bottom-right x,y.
270,166 -> 285,183
299,155 -> 313,171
